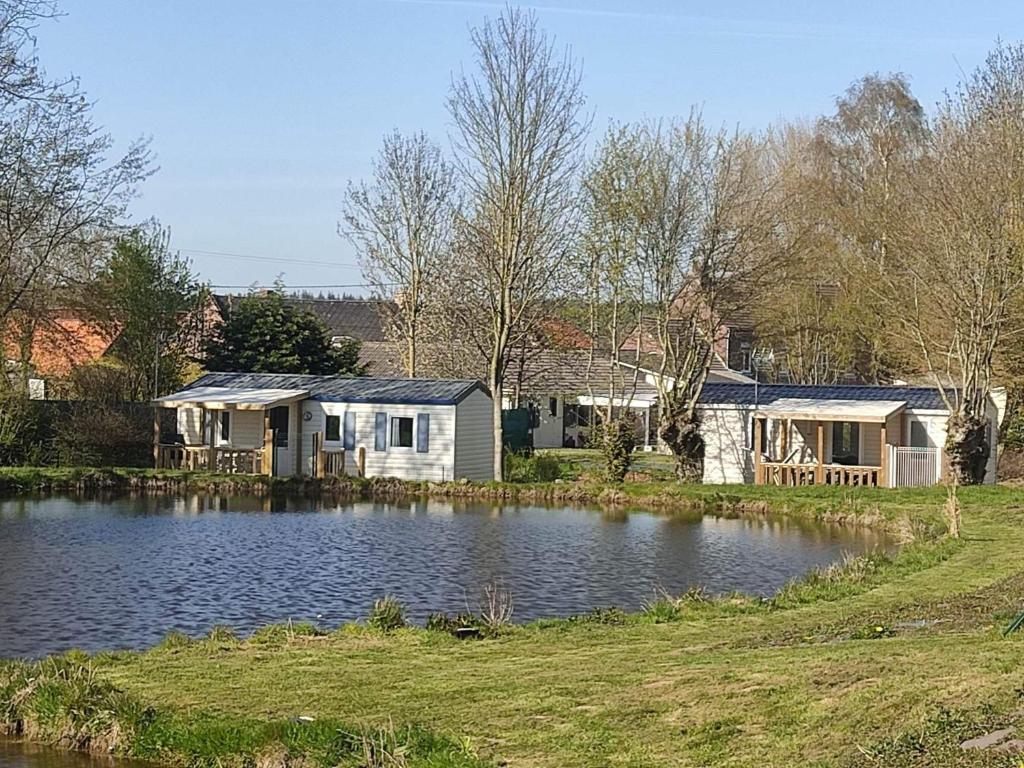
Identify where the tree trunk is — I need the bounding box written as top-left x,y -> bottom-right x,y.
492,387 -> 504,481
658,409 -> 705,483
945,412 -> 990,485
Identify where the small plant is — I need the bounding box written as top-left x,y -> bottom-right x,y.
593,419 -> 636,483
568,606 -> 629,625
205,624 -> 237,643
157,630 -> 191,650
477,581 -> 514,635
850,623 -> 896,640
642,592 -> 684,623
368,596 -> 408,633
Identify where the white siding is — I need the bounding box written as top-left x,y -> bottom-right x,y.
454,388 -> 495,481
227,410 -> 264,450
302,400 -> 457,482
700,406 -> 753,484
861,422 -> 882,466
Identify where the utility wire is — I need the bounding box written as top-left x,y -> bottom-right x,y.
180,247 -> 358,269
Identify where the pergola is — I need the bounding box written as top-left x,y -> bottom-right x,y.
752,397 -> 906,487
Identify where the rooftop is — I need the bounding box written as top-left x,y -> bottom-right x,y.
699,383 -> 951,411
182,372 -> 487,406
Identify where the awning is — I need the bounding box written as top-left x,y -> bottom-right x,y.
154,386 -> 309,411
753,398 -> 906,423
577,393 -> 657,409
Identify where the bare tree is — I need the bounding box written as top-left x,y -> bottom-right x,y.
619,116 -> 786,481
341,130 -> 456,377
0,0 -> 153,385
445,7 -> 588,480
865,46 -> 1024,482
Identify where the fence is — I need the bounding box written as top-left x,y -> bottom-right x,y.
888,446 -> 939,487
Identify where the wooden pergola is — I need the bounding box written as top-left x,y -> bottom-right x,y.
752,397 -> 906,487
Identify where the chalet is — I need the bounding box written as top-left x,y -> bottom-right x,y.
153,372 -> 494,482
698,383 -> 1002,487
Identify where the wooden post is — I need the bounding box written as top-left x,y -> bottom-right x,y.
879,421 -> 888,488
816,421 -> 825,485
315,433 -> 325,478
753,417 -> 763,485
780,418 -> 789,463
207,408 -> 217,472
263,410 -> 273,476
153,408 -> 161,468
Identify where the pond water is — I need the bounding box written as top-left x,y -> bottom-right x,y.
0,742 -> 146,768
0,494 -> 890,658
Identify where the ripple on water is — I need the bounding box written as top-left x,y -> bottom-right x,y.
0,494 -> 891,658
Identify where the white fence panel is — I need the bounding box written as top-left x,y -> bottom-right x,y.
889,446 -> 939,487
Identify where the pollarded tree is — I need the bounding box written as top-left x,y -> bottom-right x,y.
444,7 -> 589,481
206,290 -> 363,376
341,131 -> 456,377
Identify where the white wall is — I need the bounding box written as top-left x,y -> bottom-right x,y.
700,406 -> 754,484
454,388 -> 496,481
300,400 -> 457,482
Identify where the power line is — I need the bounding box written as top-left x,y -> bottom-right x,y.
179,247 -> 358,269
209,282 -> 395,290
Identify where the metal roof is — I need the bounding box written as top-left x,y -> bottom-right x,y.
699,383 -> 951,411
186,372 -> 487,406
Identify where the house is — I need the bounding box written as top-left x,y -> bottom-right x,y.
3,312 -> 120,398
698,383 -> 1002,487
153,372 -> 494,482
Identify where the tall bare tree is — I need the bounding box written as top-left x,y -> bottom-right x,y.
341,130 -> 456,377
0,0 -> 152,387
617,116 -> 786,481
445,7 -> 588,480
865,46 -> 1024,482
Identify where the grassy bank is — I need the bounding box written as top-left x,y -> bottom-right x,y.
5,473 -> 1024,764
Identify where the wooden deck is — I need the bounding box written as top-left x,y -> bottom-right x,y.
758,461 -> 882,487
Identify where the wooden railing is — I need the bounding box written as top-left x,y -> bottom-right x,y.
156,444 -> 263,474
311,432 -> 366,478
758,461 -> 882,487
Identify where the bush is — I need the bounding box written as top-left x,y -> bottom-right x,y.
593,419 -> 636,483
0,392 -> 53,465
425,612 -> 484,637
53,402 -> 153,468
504,451 -> 565,482
368,596 -> 407,632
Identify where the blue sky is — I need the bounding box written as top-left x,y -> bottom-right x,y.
40,0 -> 1021,292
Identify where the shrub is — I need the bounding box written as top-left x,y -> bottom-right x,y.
368,596 -> 407,632
0,392 -> 53,465
205,624 -> 237,643
156,631 -> 192,650
593,419 -> 636,483
478,581 -> 514,635
504,451 -> 565,483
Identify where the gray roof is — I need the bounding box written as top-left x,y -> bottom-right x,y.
190,372 -> 487,406
699,383 -> 951,411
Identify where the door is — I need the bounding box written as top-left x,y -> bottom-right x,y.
268,405 -> 291,476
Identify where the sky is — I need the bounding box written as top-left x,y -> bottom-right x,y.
38,0 -> 1023,293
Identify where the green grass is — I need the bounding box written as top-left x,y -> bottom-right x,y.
7,481 -> 1024,766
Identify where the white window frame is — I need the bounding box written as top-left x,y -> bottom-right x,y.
390,415 -> 415,450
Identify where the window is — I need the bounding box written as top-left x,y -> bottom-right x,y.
831,421 -> 860,465
909,421 -> 929,448
549,397 -> 558,417
326,414 -> 341,442
331,335 -> 353,347
391,416 -> 414,448
269,406 -> 289,448
219,411 -> 230,443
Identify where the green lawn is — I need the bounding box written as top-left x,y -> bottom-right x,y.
7,482 -> 1024,766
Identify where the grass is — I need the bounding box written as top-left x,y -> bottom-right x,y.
6,477 -> 1024,765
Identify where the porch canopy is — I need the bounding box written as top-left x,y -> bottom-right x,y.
753,397 -> 905,423
154,386 -> 308,411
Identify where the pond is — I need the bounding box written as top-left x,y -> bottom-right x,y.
0,742 -> 146,768
0,494 -> 891,658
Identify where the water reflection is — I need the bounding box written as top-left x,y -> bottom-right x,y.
0,494 -> 890,658
0,742 -> 144,768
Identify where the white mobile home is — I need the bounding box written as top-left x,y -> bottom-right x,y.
698,383 -> 1000,487
153,373 -> 494,482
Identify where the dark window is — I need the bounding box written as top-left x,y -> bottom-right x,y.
219,411 -> 230,443
549,397 -> 558,417
909,421 -> 929,448
831,421 -> 859,465
269,406 -> 289,448
565,404 -> 578,428
326,414 -> 341,442
391,416 -> 414,448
